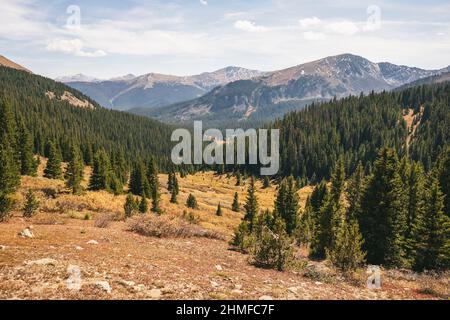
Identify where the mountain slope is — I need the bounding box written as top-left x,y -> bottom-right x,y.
0,55 -> 31,73
135,54 -> 448,126
0,65 -> 173,168
62,67 -> 265,111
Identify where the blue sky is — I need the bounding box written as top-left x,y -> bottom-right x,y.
1,0 -> 450,78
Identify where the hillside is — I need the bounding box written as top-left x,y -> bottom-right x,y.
62,67 -> 265,111
0,66 -> 173,168
0,163 -> 447,300
133,54 -> 448,126
0,55 -> 31,73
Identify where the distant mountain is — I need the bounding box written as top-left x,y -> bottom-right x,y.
134,54 -> 448,126
395,71 -> 450,90
61,67 -> 265,111
0,55 -> 31,73
55,73 -> 101,83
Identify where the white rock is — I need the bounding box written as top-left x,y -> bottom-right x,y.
116,279 -> 136,288
94,281 -> 112,294
288,287 -> 298,294
148,288 -> 162,299
259,295 -> 274,300
25,258 -> 58,266
234,284 -> 243,290
215,265 -> 223,271
210,281 -> 219,288
74,246 -> 84,251
19,228 -> 33,238
231,289 -> 243,294
315,281 -> 323,286
66,265 -> 82,291
87,240 -> 99,245
0,245 -> 7,250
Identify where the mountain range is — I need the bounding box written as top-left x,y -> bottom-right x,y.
58,67 -> 264,111
128,54 -> 450,126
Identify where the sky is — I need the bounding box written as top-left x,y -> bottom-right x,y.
1,0 -> 450,79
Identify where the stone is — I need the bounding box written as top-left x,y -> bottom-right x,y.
0,245 -> 7,250
25,258 -> 58,266
87,240 -> 99,245
259,295 -> 273,300
215,265 -> 223,271
148,288 -> 162,299
19,228 -> 33,238
74,246 -> 84,251
231,289 -> 243,294
94,281 -> 112,294
66,265 -> 82,291
116,279 -> 136,288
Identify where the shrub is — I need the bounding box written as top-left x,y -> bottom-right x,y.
127,215 -> 224,240
0,195 -> 15,222
252,217 -> 295,271
186,194 -> 198,209
23,189 -> 39,218
94,213 -> 116,228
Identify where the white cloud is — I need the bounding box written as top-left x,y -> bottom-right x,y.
46,39 -> 106,57
325,21 -> 360,35
299,17 -> 322,28
303,31 -> 326,41
200,0 -> 208,5
234,20 -> 268,32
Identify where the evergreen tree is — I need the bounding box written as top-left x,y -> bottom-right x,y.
170,186 -> 178,204
109,173 -> 124,195
310,159 -> 346,259
436,147 -> 450,218
65,144 -> 84,194
147,159 -> 161,213
23,189 -> 39,218
235,171 -> 242,186
129,161 -> 150,197
216,203 -> 222,216
359,148 -> 408,267
112,149 -> 128,185
43,140 -> 62,179
124,194 -> 138,218
139,196 -> 148,214
275,176 -> 299,235
243,177 -> 258,228
89,148 -> 112,191
326,217 -> 366,272
346,162 -> 365,220
415,175 -> 450,271
404,162 -> 426,264
18,121 -> 37,176
232,192 -> 240,212
263,176 -> 270,189
186,194 -> 198,209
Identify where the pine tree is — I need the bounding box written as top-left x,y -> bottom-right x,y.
326,217 -> 366,272
414,175 -> 450,271
129,161 -> 150,197
404,162 -> 426,265
89,148 -> 112,191
310,159 -> 346,259
139,196 -> 148,214
232,192 -> 240,212
147,159 -> 161,213
168,172 -> 174,192
124,194 -> 138,218
235,171 -> 242,186
43,140 -> 62,179
18,121 -> 37,176
65,144 -> 84,194
436,147 -> 450,218
216,203 -> 222,216
23,189 -> 39,218
186,194 -> 198,209
359,148 -> 408,267
109,173 -> 124,195
346,163 -> 365,220
170,186 -> 178,204
243,177 -> 258,228
275,176 -> 299,235
112,149 -> 128,185
263,176 -> 270,189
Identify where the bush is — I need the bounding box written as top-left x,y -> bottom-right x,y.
94,213 -> 115,228
252,217 -> 295,271
23,189 -> 39,218
230,220 -> 254,253
0,195 -> 15,222
128,215 -> 224,240
186,194 -> 198,209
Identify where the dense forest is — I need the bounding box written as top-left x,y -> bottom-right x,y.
0,66 -> 173,169
274,83 -> 449,181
